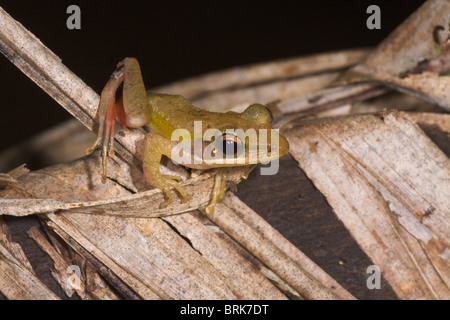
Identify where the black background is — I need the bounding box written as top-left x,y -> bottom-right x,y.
0,0 -> 426,153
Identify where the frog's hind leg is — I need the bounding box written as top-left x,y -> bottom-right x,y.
86,67 -> 123,155
86,58 -> 151,183
86,67 -> 124,182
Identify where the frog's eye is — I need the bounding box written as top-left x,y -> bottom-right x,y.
216,132 -> 244,158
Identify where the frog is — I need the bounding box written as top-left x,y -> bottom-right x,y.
86,58 -> 289,214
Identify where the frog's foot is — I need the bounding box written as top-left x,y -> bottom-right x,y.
159,176 -> 191,209
205,202 -> 216,216
190,169 -> 205,178
86,67 -> 126,183
92,96 -> 118,183
86,137 -> 102,155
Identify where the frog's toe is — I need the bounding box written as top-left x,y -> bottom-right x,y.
86,146 -> 95,155
86,137 -> 101,155
159,199 -> 170,209
159,187 -> 173,209
159,177 -> 191,207
162,174 -> 182,182
169,180 -> 191,203
190,169 -> 204,178
205,202 -> 216,216
180,192 -> 191,203
108,147 -> 115,158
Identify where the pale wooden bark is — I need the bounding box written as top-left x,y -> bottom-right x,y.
223,194 -> 355,300
284,111 -> 450,299
27,226 -> 93,300
0,217 -> 59,299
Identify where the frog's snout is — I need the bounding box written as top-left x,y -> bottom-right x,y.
277,134 -> 290,158
260,132 -> 289,162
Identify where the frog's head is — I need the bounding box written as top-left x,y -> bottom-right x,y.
202,104 -> 289,166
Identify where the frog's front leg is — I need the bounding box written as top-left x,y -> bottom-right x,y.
204,165 -> 256,215
142,132 -> 191,208
205,168 -> 228,215
86,57 -> 151,183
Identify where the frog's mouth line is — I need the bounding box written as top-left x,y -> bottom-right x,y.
197,142 -> 289,166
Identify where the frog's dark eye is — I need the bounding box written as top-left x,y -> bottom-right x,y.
216,132 -> 244,157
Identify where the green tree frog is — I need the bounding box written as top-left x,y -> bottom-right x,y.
87,58 -> 289,214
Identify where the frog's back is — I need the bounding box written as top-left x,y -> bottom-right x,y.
147,93 -> 208,129
146,92 -> 266,140
147,92 -> 242,133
